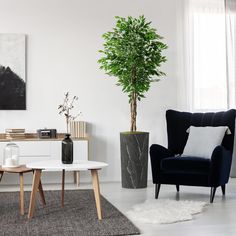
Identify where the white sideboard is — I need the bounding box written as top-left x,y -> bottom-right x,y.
0,139 -> 89,165
0,136 -> 89,185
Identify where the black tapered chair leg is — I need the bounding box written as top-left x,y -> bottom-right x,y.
155,184 -> 161,199
210,187 -> 217,203
221,185 -> 226,195
176,185 -> 180,192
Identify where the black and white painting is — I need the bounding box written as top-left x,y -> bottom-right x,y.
0,34 -> 26,110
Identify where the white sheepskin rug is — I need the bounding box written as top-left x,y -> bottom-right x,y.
127,199 -> 207,224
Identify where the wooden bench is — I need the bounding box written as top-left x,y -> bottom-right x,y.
0,165 -> 46,215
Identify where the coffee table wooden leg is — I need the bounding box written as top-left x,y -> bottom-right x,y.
76,171 -> 80,187
62,169 -> 65,207
73,171 -> 76,184
19,173 -> 24,215
91,169 -> 102,220
73,171 -> 80,187
28,169 -> 42,219
38,180 -> 46,206
0,171 -> 3,182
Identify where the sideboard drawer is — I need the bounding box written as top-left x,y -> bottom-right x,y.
15,141 -> 51,156
74,140 -> 88,161
19,156 -> 56,165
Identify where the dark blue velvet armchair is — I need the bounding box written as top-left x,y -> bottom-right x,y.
150,109 -> 236,203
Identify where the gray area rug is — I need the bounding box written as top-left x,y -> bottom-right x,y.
0,190 -> 140,236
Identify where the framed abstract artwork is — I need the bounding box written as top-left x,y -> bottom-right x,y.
0,34 -> 26,110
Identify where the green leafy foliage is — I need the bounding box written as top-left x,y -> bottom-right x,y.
98,15 -> 167,131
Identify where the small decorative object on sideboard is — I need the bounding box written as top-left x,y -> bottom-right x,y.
37,129 -> 57,139
5,128 -> 25,139
62,134 -> 73,164
58,92 -> 82,133
69,121 -> 87,138
2,143 -> 20,167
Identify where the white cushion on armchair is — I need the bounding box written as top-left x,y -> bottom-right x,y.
182,126 -> 230,159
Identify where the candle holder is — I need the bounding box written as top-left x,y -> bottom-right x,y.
2,143 -> 20,168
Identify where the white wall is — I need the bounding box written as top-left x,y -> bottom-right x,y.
0,0 -> 180,183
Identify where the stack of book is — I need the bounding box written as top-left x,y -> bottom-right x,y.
5,129 -> 26,139
69,121 -> 87,138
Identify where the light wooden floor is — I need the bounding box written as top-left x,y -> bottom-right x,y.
1,179 -> 236,236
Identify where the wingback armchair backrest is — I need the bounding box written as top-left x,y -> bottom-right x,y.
166,109 -> 236,155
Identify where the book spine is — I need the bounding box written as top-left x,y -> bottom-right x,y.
69,121 -> 87,138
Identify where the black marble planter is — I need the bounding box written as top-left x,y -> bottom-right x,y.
120,132 -> 149,188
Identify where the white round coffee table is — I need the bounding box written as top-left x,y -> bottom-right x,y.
26,160 -> 108,220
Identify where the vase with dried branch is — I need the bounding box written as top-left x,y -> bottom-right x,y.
58,92 -> 81,133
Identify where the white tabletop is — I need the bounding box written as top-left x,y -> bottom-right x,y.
26,160 -> 108,171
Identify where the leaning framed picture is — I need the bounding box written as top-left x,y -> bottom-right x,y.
0,34 -> 26,110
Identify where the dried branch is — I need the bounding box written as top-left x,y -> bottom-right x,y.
58,92 -> 82,133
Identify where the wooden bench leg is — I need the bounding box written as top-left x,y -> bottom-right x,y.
32,170 -> 46,206
19,173 -> 24,215
38,180 -> 46,206
91,169 -> 102,220
28,169 -> 42,219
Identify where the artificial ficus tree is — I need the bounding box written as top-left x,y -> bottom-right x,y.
98,15 -> 167,132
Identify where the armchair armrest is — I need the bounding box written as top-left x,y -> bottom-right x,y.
209,145 -> 232,186
150,144 -> 174,183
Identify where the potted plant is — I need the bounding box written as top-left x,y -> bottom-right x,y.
98,15 -> 167,188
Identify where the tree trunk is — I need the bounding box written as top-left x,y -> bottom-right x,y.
130,91 -> 137,132
130,66 -> 137,132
